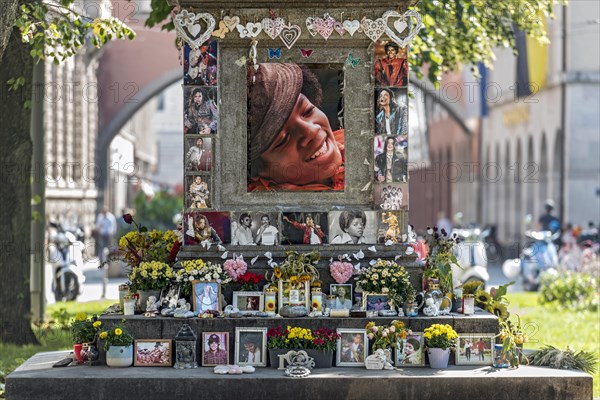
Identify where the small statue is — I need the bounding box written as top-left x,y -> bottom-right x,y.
173,298 -> 194,318
145,296 -> 160,315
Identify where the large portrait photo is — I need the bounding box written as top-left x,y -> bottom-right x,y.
328,211 -> 378,244
247,63 -> 344,192
184,86 -> 218,135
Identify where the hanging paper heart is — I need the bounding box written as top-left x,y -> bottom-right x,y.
342,19 -> 360,36
305,17 -> 317,36
261,17 -> 285,40
313,13 -> 335,40
174,10 -> 215,50
236,22 -> 263,39
279,24 -> 301,49
333,21 -> 345,36
223,16 -> 240,31
361,17 -> 386,42
382,10 -> 424,48
212,20 -> 229,39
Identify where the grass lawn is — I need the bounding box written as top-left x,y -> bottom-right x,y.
506,292 -> 600,397
0,300 -> 115,395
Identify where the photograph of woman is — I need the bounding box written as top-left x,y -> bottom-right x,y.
374,136 -> 407,183
375,88 -> 408,136
184,87 -> 218,135
247,63 -> 344,192
329,211 -> 377,244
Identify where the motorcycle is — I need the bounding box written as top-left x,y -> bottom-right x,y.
502,230 -> 559,291
452,226 -> 490,288
47,221 -> 86,301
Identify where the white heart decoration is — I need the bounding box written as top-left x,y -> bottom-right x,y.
361,17 -> 386,42
279,24 -> 301,49
174,10 -> 215,50
261,17 -> 285,40
236,22 -> 263,39
382,10 -> 424,48
305,17 -> 317,36
223,16 -> 240,31
342,19 -> 360,36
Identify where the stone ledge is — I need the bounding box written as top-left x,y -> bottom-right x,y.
6,351 -> 593,400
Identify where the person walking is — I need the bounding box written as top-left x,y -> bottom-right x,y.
96,206 -> 117,298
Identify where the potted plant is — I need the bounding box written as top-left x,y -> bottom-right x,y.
70,313 -> 102,363
129,261 -> 174,311
99,324 -> 135,367
422,226 -> 461,298
423,323 -> 458,368
266,325 -> 338,368
355,259 -> 413,311
176,258 -> 232,299
365,320 -> 409,359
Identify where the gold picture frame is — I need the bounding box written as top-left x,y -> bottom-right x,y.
277,280 -> 310,312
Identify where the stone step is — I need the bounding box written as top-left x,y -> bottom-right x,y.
6,351 -> 593,400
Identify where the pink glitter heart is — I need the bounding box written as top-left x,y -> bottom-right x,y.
333,21 -> 345,36
314,16 -> 335,40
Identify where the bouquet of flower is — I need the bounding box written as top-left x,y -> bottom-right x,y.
475,281 -> 514,321
422,226 -> 460,294
355,259 -> 413,306
423,323 -> 458,350
118,214 -> 181,269
330,260 -> 354,284
237,271 -> 264,291
223,256 -> 248,281
312,327 -> 341,351
71,313 -> 102,344
365,320 -> 408,350
98,324 -> 134,351
267,251 -> 320,284
129,261 -> 174,292
267,326 -> 313,349
176,259 -> 231,296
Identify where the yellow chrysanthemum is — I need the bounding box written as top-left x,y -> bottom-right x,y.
75,312 -> 87,322
115,328 -> 122,336
99,331 -> 108,340
93,321 -> 102,328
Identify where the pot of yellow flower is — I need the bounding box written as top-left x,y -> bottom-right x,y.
70,313 -> 102,363
424,323 -> 458,368
100,325 -> 135,367
129,261 -> 174,311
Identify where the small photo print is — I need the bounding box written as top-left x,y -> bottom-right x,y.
396,333 -> 425,367
364,294 -> 391,311
184,86 -> 218,135
202,332 -> 229,366
374,88 -> 408,136
192,280 -> 221,313
134,340 -> 172,366
378,210 -> 408,244
328,211 -> 378,245
185,137 -> 213,172
233,292 -> 264,314
336,329 -> 367,366
374,183 -> 408,211
329,284 -> 353,310
374,41 -> 408,88
185,175 -> 211,210
281,212 -> 328,245
235,328 -> 267,367
374,136 -> 408,183
183,41 -> 218,86
455,334 -> 494,366
230,212 -> 280,246
184,211 -> 231,245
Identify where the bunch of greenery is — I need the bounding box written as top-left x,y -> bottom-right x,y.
423,227 -> 461,295
475,281 -> 514,321
423,323 -> 458,350
70,313 -> 102,344
267,251 -> 320,284
98,324 -> 134,351
497,315 -> 528,367
365,320 -> 408,350
356,259 -> 413,306
539,271 -> 599,311
461,280 -> 485,295
528,345 -> 597,375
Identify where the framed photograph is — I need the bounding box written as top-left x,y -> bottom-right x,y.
159,284 -> 180,309
233,291 -> 264,314
373,136 -> 407,183
185,137 -> 213,172
184,211 -> 231,245
329,284 -> 353,310
374,40 -> 408,88
185,175 -> 212,210
374,87 -> 408,136
183,41 -> 218,86
374,182 -> 408,211
230,212 -> 280,246
328,211 -> 378,245
364,293 -> 391,311
184,86 -> 218,135
396,333 -> 425,367
455,334 -> 495,365
281,212 -> 328,245
235,327 -> 267,367
336,329 -> 367,366
278,280 -> 310,312
134,339 -> 172,367
192,280 -> 222,313
202,332 -> 229,366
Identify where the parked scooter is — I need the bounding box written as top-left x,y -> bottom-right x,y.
502,230 -> 559,291
452,226 -> 490,288
47,221 -> 86,301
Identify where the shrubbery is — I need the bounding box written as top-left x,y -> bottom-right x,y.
539,271 -> 599,311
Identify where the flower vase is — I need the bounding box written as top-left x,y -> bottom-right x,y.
106,345 -> 133,367
427,348 -> 450,368
73,343 -> 83,363
137,290 -> 161,312
306,349 -> 333,368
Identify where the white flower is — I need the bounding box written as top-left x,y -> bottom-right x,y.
205,274 -> 211,280
212,272 -> 219,278
188,276 -> 194,282
217,267 -> 222,273
192,269 -> 198,275
389,326 -> 396,333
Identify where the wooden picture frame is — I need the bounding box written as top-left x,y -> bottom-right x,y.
396,332 -> 425,367
278,280 -> 310,312
202,332 -> 229,366
192,280 -> 222,313
336,329 -> 368,367
455,333 -> 495,366
232,291 -> 264,314
234,327 -> 267,367
133,339 -> 173,367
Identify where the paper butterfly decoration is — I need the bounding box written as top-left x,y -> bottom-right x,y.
300,48 -> 313,57
235,56 -> 248,67
268,48 -> 281,59
212,20 -> 229,38
345,53 -> 360,68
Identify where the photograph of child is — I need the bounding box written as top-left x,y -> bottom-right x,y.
328,211 -> 378,244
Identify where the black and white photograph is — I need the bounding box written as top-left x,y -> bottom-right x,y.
328,211 -> 378,244
374,136 -> 408,183
374,183 -> 409,211
185,175 -> 211,210
159,284 -> 180,310
455,334 -> 495,366
235,328 -> 267,367
230,212 -> 280,246
184,86 -> 218,135
396,333 -> 425,367
374,87 -> 408,136
281,212 -> 328,245
185,137 -> 213,172
336,329 -> 367,367
329,284 -> 353,310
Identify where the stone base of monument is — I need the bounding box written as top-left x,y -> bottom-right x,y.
6,350 -> 592,400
